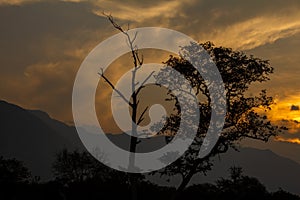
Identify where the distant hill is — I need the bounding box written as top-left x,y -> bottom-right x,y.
0,100 -> 82,180
195,147 -> 300,194
1,100 -> 300,195
147,147 -> 300,195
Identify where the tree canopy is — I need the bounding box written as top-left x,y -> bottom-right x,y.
0,156 -> 31,184
153,41 -> 286,195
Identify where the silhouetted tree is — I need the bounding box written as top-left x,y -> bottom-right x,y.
0,156 -> 31,184
216,167 -> 268,200
181,183 -> 219,199
52,149 -> 149,200
271,188 -> 300,200
0,156 -> 38,200
98,14 -> 152,200
179,166 -> 299,200
95,15 -> 287,200
52,149 -> 110,185
153,42 -> 287,198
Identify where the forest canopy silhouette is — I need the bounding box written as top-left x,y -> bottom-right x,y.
0,152 -> 299,200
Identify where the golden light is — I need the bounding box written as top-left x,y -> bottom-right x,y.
275,137 -> 300,145
267,94 -> 300,123
264,93 -> 300,144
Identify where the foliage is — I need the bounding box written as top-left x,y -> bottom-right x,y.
52,149 -> 109,184
153,41 -> 287,193
0,156 -> 31,184
1,154 -> 299,200
216,167 -> 268,200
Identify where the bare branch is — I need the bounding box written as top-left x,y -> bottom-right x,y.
141,71 -> 155,87
131,32 -> 138,44
103,12 -> 142,70
103,12 -> 124,32
137,106 -> 149,125
137,54 -> 144,66
136,71 -> 155,96
98,69 -> 132,107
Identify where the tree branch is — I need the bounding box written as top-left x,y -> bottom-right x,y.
98,69 -> 132,107
137,106 -> 149,125
136,71 -> 155,96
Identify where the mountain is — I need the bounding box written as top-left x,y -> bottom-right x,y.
147,147 -> 300,195
1,100 -> 300,195
0,100 -> 83,180
195,147 -> 300,194
28,109 -> 84,149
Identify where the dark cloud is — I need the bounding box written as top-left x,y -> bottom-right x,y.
107,0 -> 300,50
291,105 -> 300,111
246,33 -> 300,97
0,1 -> 114,122
0,0 -> 300,127
0,1 -> 107,74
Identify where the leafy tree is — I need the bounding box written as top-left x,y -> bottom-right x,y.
181,183 -> 219,200
216,167 -> 268,200
52,149 -> 140,186
271,188 -> 300,200
179,166 -> 299,200
0,156 -> 31,184
153,41 -> 286,197
52,149 -> 148,200
52,149 -> 110,185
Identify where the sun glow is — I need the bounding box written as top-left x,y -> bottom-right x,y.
275,137 -> 300,145
264,93 -> 300,144
267,94 -> 300,123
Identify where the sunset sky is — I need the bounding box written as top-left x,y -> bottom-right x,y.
1,0 -> 300,162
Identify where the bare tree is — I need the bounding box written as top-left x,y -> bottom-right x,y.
98,13 -> 153,200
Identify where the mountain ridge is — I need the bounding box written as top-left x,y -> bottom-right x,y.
0,100 -> 299,195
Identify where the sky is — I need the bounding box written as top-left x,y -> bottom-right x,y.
1,0 -> 300,162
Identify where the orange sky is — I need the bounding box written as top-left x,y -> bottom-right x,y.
0,1 -> 300,154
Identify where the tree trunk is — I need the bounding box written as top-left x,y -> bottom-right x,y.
129,174 -> 138,200
129,69 -> 138,200
173,160 -> 200,200
172,172 -> 194,200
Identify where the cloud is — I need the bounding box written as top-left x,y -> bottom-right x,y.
258,93 -> 300,146
266,93 -> 300,123
92,0 -> 189,23
1,0 -> 300,134
243,32 -> 300,111
171,0 -> 300,50
0,1 -> 110,123
85,0 -> 300,50
252,91 -> 300,143
202,14 -> 300,50
0,0 -> 39,5
275,137 -> 300,145
291,105 -> 300,111
0,0 -> 178,131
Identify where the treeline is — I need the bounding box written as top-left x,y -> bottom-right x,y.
0,150 -> 299,200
